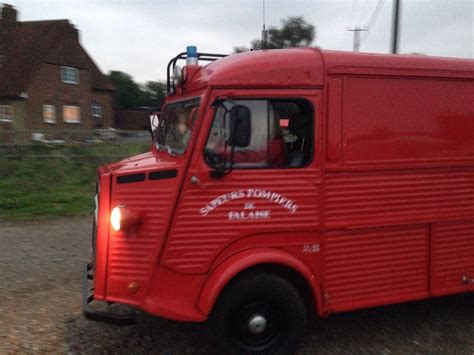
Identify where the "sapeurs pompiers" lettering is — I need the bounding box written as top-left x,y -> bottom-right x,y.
199,189 -> 299,216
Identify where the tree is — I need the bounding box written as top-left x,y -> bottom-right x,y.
107,71 -> 145,110
107,72 -> 166,110
141,81 -> 166,109
233,46 -> 250,54
233,16 -> 316,53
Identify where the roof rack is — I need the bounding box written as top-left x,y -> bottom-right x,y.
166,52 -> 228,94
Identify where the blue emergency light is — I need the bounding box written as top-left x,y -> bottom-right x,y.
186,46 -> 198,65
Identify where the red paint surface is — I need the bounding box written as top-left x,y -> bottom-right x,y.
92,49 -> 474,322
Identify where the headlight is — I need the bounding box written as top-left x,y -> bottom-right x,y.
111,205 -> 141,232
111,206 -> 122,231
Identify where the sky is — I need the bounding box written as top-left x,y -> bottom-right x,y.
5,0 -> 474,83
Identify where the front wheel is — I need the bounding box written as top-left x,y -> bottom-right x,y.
210,272 -> 307,354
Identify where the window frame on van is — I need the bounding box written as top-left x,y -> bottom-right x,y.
203,97 -> 315,170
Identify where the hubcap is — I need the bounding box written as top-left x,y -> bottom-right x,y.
247,314 -> 267,335
230,301 -> 284,351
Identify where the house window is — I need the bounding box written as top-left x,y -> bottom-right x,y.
43,104 -> 56,124
61,66 -> 79,84
63,105 -> 81,124
92,103 -> 102,118
0,105 -> 12,122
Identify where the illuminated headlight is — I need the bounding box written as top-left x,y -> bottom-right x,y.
111,206 -> 122,231
111,205 -> 140,232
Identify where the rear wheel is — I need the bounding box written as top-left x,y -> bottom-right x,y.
210,272 -> 307,354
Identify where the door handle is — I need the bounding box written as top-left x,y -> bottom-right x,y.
190,175 -> 204,187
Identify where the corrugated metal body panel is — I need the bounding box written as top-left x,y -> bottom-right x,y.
162,169 -> 321,273
340,77 -> 474,163
431,221 -> 474,296
324,169 -> 474,229
324,225 -> 429,312
106,180 -> 177,302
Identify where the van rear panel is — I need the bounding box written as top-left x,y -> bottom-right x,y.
330,76 -> 474,164
323,73 -> 474,311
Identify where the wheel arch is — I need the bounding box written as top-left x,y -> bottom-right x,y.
197,248 -> 324,317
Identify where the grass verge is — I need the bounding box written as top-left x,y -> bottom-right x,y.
0,142 -> 150,219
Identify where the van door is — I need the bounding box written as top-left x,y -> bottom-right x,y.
431,221 -> 474,296
160,91 -> 323,276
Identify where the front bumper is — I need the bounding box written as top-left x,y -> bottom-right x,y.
82,262 -> 137,326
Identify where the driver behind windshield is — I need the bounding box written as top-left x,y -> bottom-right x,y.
155,99 -> 200,155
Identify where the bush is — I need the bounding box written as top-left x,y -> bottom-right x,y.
0,142 -> 150,219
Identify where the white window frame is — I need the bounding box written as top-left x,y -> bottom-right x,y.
63,105 -> 81,124
0,105 -> 12,122
43,104 -> 56,124
92,103 -> 102,118
61,66 -> 79,84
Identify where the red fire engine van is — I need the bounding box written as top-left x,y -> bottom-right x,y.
84,47 -> 474,353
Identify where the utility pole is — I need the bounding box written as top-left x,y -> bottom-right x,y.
261,0 -> 268,49
391,0 -> 401,54
347,27 -> 368,52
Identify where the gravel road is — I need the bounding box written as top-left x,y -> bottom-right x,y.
0,216 -> 473,354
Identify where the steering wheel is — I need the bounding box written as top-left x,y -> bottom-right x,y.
205,149 -> 225,167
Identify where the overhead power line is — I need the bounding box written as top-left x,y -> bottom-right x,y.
367,0 -> 385,30
361,0 -> 385,43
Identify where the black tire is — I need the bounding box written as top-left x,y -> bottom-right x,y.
209,272 -> 307,355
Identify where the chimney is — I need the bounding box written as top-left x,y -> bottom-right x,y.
0,3 -> 18,32
67,21 -> 79,41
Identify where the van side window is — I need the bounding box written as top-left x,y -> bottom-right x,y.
205,99 -> 313,168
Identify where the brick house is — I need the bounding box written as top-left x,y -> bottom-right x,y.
0,4 -> 114,142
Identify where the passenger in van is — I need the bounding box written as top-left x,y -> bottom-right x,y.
285,112 -> 312,167
206,100 -> 298,168
233,101 -> 287,167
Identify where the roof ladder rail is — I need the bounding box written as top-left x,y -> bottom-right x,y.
166,52 -> 228,94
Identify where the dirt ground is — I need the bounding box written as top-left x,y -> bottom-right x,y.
0,216 -> 473,354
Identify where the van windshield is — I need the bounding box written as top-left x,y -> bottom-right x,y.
155,98 -> 200,155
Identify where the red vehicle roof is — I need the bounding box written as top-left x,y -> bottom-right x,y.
192,48 -> 474,90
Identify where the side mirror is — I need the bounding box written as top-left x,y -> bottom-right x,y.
150,113 -> 159,131
228,105 -> 251,148
149,112 -> 160,138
